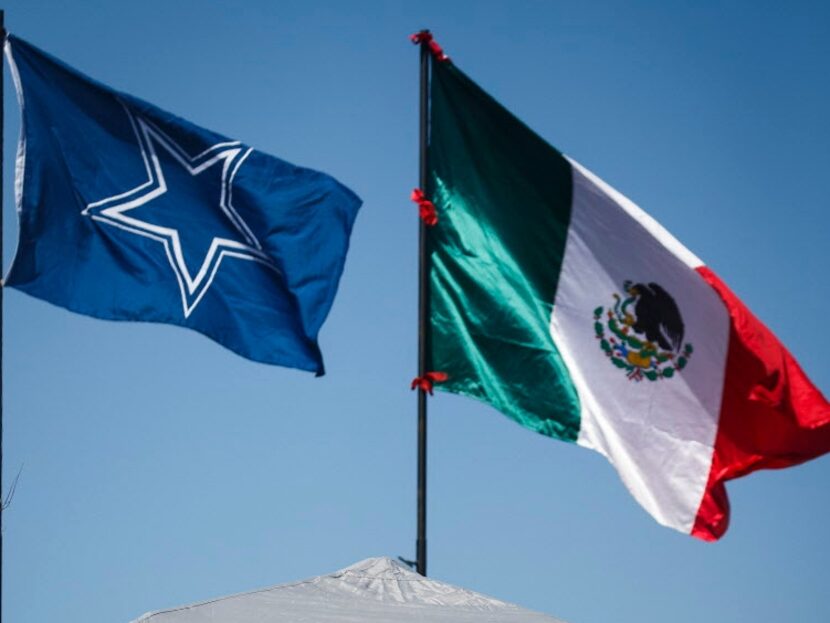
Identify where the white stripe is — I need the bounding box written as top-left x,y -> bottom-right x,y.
570,160 -> 704,269
4,39 -> 27,284
550,157 -> 729,533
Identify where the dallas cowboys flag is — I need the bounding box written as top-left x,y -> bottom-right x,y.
5,36 -> 361,374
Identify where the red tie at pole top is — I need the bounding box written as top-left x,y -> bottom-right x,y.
410,30 -> 450,62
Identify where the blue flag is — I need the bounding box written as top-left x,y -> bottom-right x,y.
5,36 -> 361,374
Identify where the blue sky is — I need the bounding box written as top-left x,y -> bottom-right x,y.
2,2 -> 829,622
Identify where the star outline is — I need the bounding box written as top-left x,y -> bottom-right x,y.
83,101 -> 279,318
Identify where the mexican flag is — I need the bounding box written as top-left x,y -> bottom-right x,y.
425,54 -> 830,540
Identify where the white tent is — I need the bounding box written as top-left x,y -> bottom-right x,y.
131,557 -> 567,623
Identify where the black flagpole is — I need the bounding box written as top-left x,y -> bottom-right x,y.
416,29 -> 430,578
1,10 -> 6,622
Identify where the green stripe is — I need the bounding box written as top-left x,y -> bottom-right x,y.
427,60 -> 580,442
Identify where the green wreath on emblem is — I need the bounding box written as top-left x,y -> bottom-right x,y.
593,280 -> 693,382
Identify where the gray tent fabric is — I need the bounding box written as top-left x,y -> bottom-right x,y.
131,557 -> 567,622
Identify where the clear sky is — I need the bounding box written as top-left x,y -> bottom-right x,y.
2,2 -> 828,622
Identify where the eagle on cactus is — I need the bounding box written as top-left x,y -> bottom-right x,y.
593,280 -> 694,382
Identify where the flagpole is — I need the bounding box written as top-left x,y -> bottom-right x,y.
0,11 -> 6,621
416,28 -> 430,578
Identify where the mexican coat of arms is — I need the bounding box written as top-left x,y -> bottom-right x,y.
594,280 -> 693,382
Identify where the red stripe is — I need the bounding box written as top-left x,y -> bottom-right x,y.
691,267 -> 830,541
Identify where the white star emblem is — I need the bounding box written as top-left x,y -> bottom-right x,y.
83,103 -> 279,318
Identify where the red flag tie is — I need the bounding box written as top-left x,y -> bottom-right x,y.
411,188 -> 438,226
410,31 -> 450,62
410,371 -> 449,395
